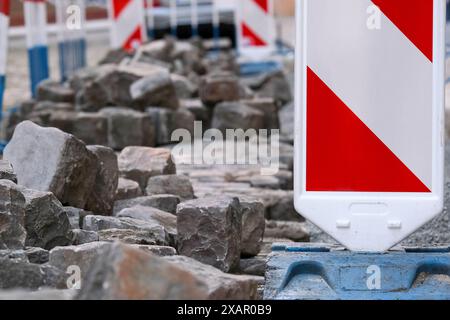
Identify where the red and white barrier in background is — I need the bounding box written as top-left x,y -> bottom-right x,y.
55,0 -> 87,82
237,0 -> 276,58
0,0 -> 9,112
108,0 -> 146,52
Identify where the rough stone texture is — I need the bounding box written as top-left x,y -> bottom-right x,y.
241,98 -> 280,130
274,170 -> 294,190
265,220 -> 310,242
177,196 -> 242,272
243,70 -> 292,106
0,249 -> 27,262
98,228 -> 164,245
32,110 -> 76,132
93,64 -> 168,108
0,100 -> 36,141
115,178 -> 143,201
114,194 -> 180,215
85,146 -> 119,215
171,40 -> 206,75
164,255 -> 263,300
239,198 -> 265,257
116,206 -> 177,244
199,72 -> 242,106
118,147 -> 176,190
302,221 -> 337,244
132,39 -> 175,64
131,245 -> 177,256
99,108 -> 155,150
25,247 -> 49,264
249,176 -> 280,190
0,180 -> 27,250
0,257 -> 65,290
146,107 -> 195,145
130,71 -> 180,110
34,100 -> 74,112
203,51 -> 238,74
171,73 -> 197,99
70,64 -> 116,112
239,257 -> 266,277
36,79 -> 75,103
4,121 -> 98,209
49,242 -> 112,277
76,242 -> 209,300
279,102 -> 294,143
83,215 -> 172,246
70,112 -> 108,146
180,99 -> 211,127
64,207 -> 91,229
211,102 -> 265,134
71,229 -> 99,245
145,175 -> 194,201
267,191 -> 303,222
0,160 -> 17,183
30,111 -> 108,146
0,114 -> 18,142
98,48 -> 131,65
18,187 -> 73,250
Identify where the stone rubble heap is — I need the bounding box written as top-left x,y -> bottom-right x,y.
0,37 -> 305,300
1,36 -> 446,300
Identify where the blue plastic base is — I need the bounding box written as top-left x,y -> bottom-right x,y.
58,38 -> 86,82
265,243 -> 450,300
239,61 -> 282,77
28,46 -> 49,97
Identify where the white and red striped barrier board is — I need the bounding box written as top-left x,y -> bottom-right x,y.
237,0 -> 276,58
0,0 -> 9,111
108,0 -> 146,52
294,0 -> 446,252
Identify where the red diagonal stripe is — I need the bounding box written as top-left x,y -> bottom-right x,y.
372,0 -> 433,62
242,22 -> 267,47
112,0 -> 131,19
0,0 -> 10,16
253,0 -> 269,13
123,25 -> 142,52
306,67 -> 430,193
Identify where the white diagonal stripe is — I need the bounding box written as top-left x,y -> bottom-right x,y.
307,0 -> 433,188
110,0 -> 144,48
241,0 -> 275,47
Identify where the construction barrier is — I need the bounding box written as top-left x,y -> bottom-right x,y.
169,0 -> 177,37
237,0 -> 276,58
294,0 -> 445,252
190,0 -> 198,37
211,0 -> 220,48
55,0 -> 87,82
24,0 -> 50,97
0,0 -> 9,114
108,0 -> 146,52
145,0 -> 156,39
